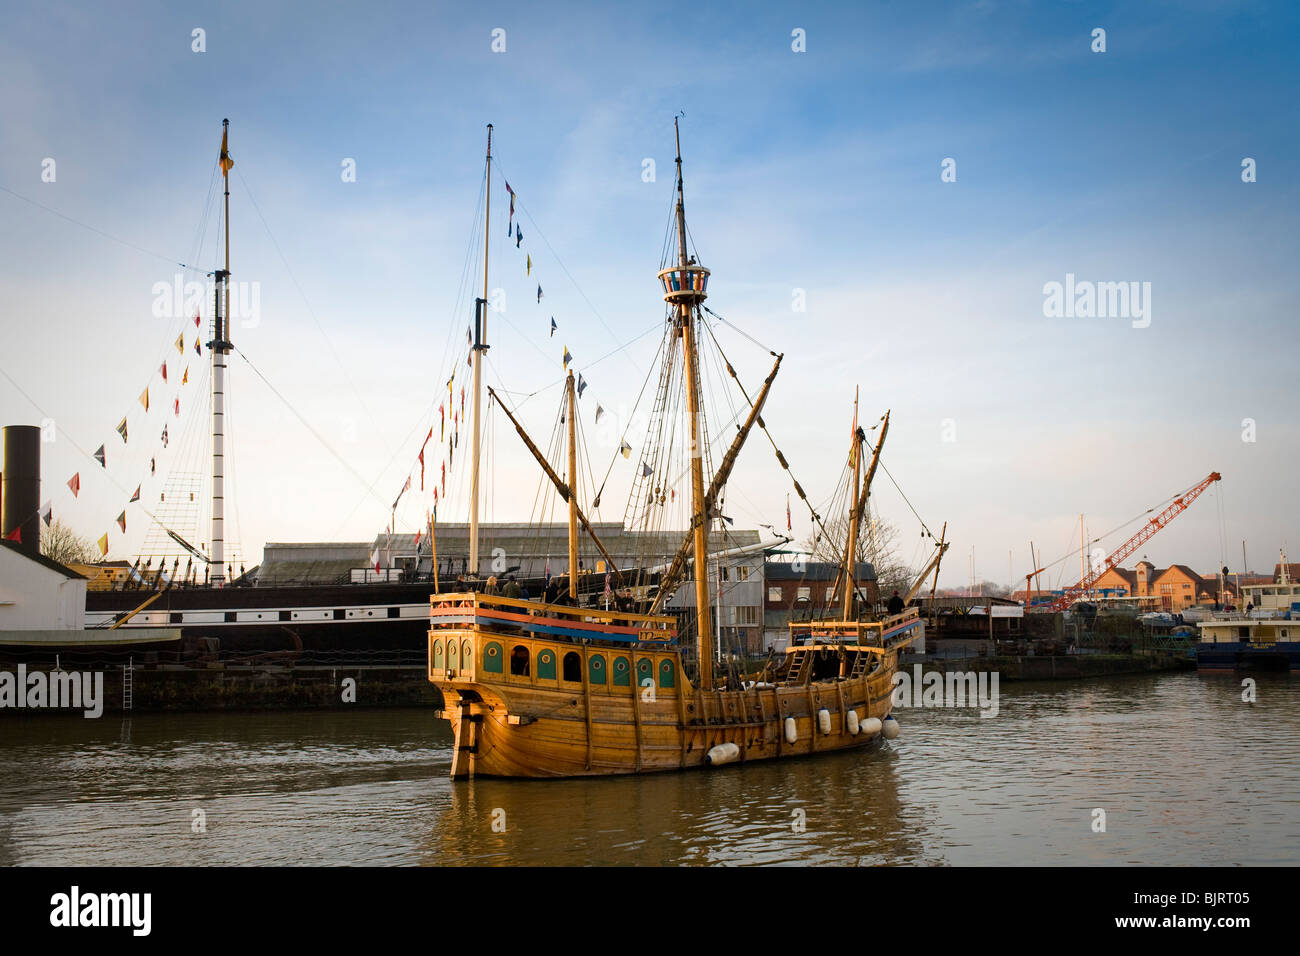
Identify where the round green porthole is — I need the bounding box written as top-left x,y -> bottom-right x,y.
613,656 -> 630,686
589,654 -> 607,685
658,659 -> 675,688
537,649 -> 556,680
483,641 -> 503,674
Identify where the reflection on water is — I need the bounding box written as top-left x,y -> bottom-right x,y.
0,673 -> 1295,865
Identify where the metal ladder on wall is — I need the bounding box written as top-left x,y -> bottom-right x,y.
122,656 -> 134,711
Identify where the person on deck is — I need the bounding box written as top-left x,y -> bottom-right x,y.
502,575 -> 522,599
887,590 -> 905,615
484,575 -> 499,595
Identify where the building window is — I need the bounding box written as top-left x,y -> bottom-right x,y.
720,566 -> 730,582
1160,584 -> 1172,594
825,586 -> 835,602
735,606 -> 758,626
737,566 -> 750,581
768,587 -> 782,603
797,586 -> 810,602
509,645 -> 529,676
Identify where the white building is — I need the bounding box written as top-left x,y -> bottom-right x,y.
0,540 -> 87,632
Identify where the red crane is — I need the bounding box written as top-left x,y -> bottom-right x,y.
1037,471 -> 1222,613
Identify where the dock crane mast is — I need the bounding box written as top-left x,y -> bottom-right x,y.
1029,471 -> 1222,613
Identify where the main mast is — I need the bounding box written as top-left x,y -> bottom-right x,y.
842,390 -> 861,620
211,118 -> 234,586
566,370 -> 579,600
661,118 -> 715,690
469,124 -> 492,578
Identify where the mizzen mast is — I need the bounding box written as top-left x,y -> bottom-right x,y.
469,124 -> 492,579
566,370 -> 579,600
210,118 -> 235,586
658,118 -> 715,690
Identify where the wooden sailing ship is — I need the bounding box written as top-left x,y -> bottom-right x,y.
429,121 -> 928,778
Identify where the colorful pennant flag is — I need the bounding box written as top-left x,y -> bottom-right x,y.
139,388 -> 150,412
93,445 -> 106,468
194,338 -> 201,356
537,284 -> 543,303
40,502 -> 52,527
619,440 -> 631,459
130,485 -> 141,503
563,347 -> 571,369
576,374 -> 587,398
3,526 -> 20,543
116,511 -> 126,533
150,457 -> 155,475
550,316 -> 556,338
174,398 -> 180,417
516,226 -> 523,248
419,427 -> 432,490
97,533 -> 109,557
595,405 -> 604,423
161,426 -> 169,448
160,362 -> 168,383
526,254 -> 531,276
505,180 -> 515,234
175,334 -> 184,354
116,418 -> 128,443
641,462 -> 652,477
392,476 -> 410,511
194,313 -> 201,328
786,494 -> 792,532
182,365 -> 189,385
219,126 -> 234,177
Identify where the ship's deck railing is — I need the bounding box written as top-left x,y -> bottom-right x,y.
429,591 -> 678,644
787,606 -> 921,650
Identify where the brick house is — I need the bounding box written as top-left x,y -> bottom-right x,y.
762,560 -> 877,651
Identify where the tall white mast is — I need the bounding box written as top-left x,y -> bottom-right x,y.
469,124 -> 491,578
211,118 -> 233,586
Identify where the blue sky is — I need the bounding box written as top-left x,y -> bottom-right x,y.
1,0 -> 1297,588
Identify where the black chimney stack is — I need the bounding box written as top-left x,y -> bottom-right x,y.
2,424 -> 41,558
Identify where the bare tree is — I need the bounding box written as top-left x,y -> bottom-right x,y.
803,505 -> 916,598
41,519 -> 97,566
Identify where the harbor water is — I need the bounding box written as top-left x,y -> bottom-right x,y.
1,672 -> 1295,866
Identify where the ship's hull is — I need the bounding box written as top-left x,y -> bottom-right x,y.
428,592 -> 913,778
1196,640 -> 1300,672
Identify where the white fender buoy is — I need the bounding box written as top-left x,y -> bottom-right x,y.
882,715 -> 900,740
846,710 -> 861,735
817,708 -> 831,735
705,742 -> 740,766
861,717 -> 882,737
784,716 -> 798,744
